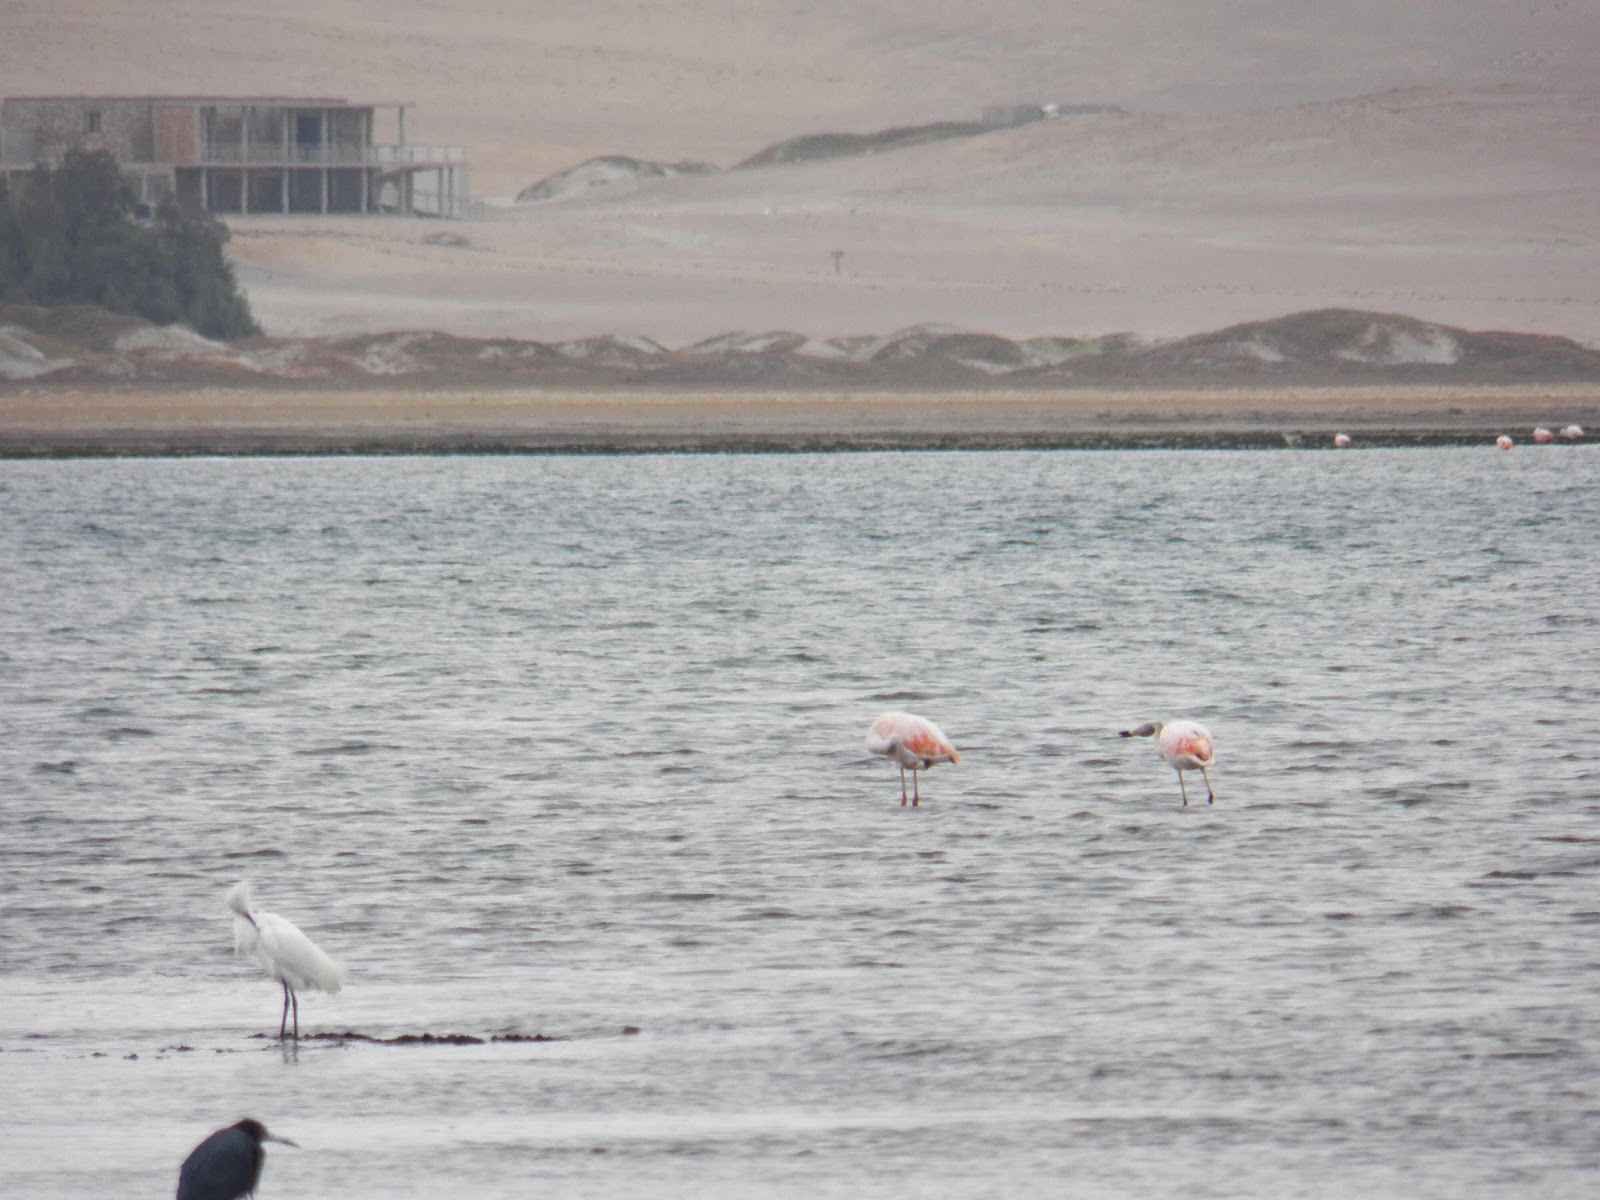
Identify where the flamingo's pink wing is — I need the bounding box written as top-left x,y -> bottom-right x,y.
903,725 -> 959,763
1173,730 -> 1213,763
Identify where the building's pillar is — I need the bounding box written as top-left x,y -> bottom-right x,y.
241,107 -> 250,214
321,110 -> 331,214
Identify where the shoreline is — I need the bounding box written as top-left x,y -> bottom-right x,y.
1,384 -> 1595,456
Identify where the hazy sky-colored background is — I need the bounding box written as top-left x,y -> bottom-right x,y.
5,2 -> 1599,343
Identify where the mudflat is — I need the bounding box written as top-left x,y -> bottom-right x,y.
2,384 -> 1594,454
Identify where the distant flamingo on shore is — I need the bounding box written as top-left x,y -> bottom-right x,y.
1533,427 -> 1555,443
867,711 -> 959,806
1333,433 -> 1352,448
1561,424 -> 1584,441
1119,720 -> 1216,806
1496,435 -> 1515,450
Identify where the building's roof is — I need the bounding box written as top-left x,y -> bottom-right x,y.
3,95 -> 410,108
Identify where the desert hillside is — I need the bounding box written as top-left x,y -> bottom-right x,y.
217,86 -> 1600,347
11,2 -> 1599,191
5,5 -> 1600,348
6,303 -> 1599,392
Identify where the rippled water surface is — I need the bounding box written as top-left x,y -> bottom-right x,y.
2,448 -> 1598,1199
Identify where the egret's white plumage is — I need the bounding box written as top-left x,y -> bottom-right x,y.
226,881 -> 347,1039
1119,719 -> 1217,806
866,711 -> 959,806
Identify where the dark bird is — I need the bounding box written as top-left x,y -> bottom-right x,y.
176,1118 -> 297,1200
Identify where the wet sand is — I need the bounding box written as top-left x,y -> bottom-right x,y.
1,384 -> 1596,455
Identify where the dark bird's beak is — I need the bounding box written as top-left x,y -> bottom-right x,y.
263,1133 -> 300,1148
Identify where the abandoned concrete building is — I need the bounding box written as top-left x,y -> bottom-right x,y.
0,95 -> 471,217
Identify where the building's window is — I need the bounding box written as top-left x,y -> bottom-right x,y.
86,110 -> 102,134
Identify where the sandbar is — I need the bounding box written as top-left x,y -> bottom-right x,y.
1,384 -> 1596,455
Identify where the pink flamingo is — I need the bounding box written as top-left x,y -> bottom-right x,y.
1496,435 -> 1514,450
1333,433 -> 1352,448
866,711 -> 959,806
1532,427 -> 1555,443
1561,424 -> 1584,441
1119,720 -> 1216,806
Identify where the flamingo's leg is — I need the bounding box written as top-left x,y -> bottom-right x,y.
1201,766 -> 1214,805
1177,770 -> 1190,807
912,770 -> 921,807
900,765 -> 908,806
279,981 -> 291,1039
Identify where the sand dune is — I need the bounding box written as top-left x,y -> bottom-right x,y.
217,85 -> 1600,347
14,3 -> 1600,190
6,5 -> 1600,348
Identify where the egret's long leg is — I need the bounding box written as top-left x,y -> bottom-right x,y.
279,982 -> 291,1039
290,988 -> 300,1040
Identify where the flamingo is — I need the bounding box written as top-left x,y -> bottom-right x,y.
1496,435 -> 1514,450
1332,433 -> 1352,448
1119,720 -> 1216,806
1560,424 -> 1584,441
866,711 -> 959,806
1532,427 -> 1555,443
227,882 -> 348,1039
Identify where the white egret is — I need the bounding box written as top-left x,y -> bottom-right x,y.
226,881 -> 348,1039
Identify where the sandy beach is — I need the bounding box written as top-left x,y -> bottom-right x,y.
4,6 -> 1599,449
2,384 -> 1594,454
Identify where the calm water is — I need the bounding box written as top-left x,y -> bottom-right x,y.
2,448 -> 1597,1199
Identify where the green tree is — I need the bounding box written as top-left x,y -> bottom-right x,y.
0,148 -> 259,339
155,196 -> 259,339
0,178 -> 26,297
